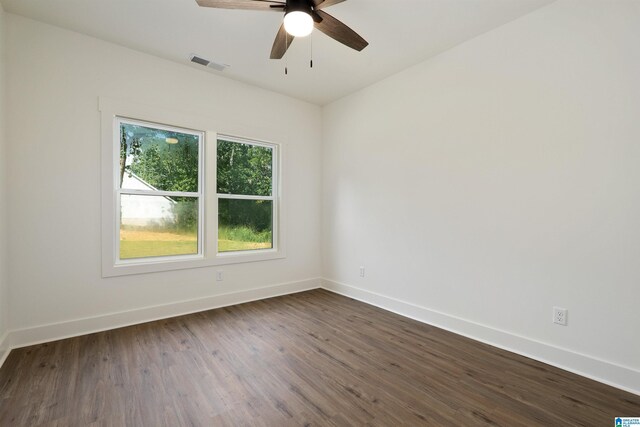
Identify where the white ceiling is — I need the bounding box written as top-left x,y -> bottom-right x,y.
1,0 -> 553,105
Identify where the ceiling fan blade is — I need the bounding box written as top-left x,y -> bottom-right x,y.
314,0 -> 346,10
314,10 -> 368,51
196,0 -> 284,11
270,23 -> 294,59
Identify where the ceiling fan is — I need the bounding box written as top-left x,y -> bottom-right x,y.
195,0 -> 368,59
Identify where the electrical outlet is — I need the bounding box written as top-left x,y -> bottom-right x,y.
359,266 -> 365,277
216,271 -> 224,282
553,306 -> 567,326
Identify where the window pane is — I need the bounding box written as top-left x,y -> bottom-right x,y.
218,198 -> 273,252
217,139 -> 272,196
120,195 -> 199,259
120,122 -> 199,193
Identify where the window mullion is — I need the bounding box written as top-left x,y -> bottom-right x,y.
119,189 -> 201,198
216,194 -> 273,201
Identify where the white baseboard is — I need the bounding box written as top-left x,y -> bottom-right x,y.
321,278 -> 640,397
3,277 -> 637,397
0,331 -> 10,367
2,278 -> 320,362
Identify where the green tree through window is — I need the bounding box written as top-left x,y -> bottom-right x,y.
217,138 -> 274,252
118,121 -> 201,259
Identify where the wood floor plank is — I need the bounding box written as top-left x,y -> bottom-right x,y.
0,289 -> 638,426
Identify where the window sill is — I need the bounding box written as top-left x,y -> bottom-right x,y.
102,249 -> 286,278
215,248 -> 284,265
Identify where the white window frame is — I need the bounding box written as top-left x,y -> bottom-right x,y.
216,135 -> 279,259
100,97 -> 286,277
116,117 -> 205,264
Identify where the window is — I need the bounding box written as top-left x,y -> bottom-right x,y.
217,137 -> 277,254
100,97 -> 285,277
117,118 -> 203,262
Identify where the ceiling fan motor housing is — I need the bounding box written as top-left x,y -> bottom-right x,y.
286,0 -> 313,14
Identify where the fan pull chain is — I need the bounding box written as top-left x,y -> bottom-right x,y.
310,35 -> 313,68
285,32 -> 289,75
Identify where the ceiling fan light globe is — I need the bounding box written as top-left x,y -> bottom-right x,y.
283,11 -> 314,37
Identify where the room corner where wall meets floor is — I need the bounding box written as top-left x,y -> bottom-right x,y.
321,0 -> 640,398
2,289 -> 638,425
321,279 -> 640,397
0,278 -> 322,362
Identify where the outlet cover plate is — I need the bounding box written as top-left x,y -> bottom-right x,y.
553,306 -> 568,326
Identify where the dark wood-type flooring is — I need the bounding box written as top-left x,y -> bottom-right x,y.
0,289 -> 638,426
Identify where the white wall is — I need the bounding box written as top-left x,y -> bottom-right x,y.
323,0 -> 640,392
0,3 -> 9,356
4,14 -> 322,333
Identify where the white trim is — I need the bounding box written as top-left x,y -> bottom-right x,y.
217,194 -> 273,201
0,331 -> 10,367
0,278 -> 320,357
100,97 -> 287,277
215,136 -> 281,259
321,278 -> 640,397
121,189 -> 200,198
2,278 -> 637,398
114,116 -> 205,266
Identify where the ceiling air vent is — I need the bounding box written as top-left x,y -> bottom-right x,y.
189,54 -> 228,72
